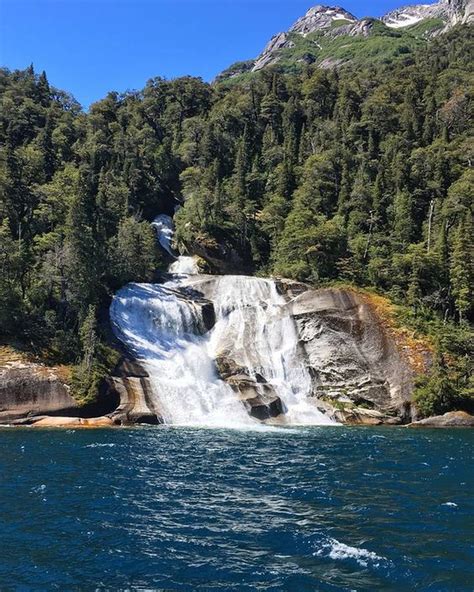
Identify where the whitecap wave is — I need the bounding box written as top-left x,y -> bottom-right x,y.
315,537 -> 387,568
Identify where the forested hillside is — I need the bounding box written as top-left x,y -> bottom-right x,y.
0,25 -> 472,413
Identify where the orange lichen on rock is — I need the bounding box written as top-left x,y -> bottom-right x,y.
358,290 -> 433,375
30,416 -> 115,428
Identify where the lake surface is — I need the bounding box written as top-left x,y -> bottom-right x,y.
0,426 -> 472,591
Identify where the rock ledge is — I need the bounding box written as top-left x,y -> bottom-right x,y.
408,411 -> 474,428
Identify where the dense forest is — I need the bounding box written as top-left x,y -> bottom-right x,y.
0,25 -> 472,413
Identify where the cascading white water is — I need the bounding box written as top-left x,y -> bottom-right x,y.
111,283 -> 253,426
205,276 -> 333,425
110,214 -> 336,426
151,214 -> 200,275
151,214 -> 175,256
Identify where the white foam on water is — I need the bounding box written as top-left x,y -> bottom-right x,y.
169,256 -> 199,275
315,537 -> 387,568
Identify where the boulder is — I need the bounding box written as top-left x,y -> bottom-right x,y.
246,395 -> 285,421
408,411 -> 474,428
215,355 -> 285,420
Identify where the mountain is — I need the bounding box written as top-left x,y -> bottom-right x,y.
383,0 -> 473,28
218,1 -> 473,81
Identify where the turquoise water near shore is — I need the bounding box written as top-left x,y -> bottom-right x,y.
0,426 -> 472,591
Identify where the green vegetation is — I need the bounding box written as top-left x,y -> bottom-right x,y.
405,18 -> 445,37
0,25 -> 472,412
297,21 -> 422,68
222,18 -> 447,83
398,311 -> 473,417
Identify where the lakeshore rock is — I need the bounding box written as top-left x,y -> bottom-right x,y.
408,411 -> 474,428
28,416 -> 115,428
0,359 -> 77,423
103,358 -> 164,425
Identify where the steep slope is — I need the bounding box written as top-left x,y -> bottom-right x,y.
383,2 -> 451,29
382,0 -> 474,29
383,0 -> 474,28
218,1 -> 472,81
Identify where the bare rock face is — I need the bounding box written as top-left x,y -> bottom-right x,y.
452,0 -> 474,23
251,5 -> 357,72
382,2 -> 448,29
382,0 -> 473,29
290,5 -> 356,36
330,18 -> 373,38
105,358 -> 163,425
252,33 -> 294,72
0,360 -> 77,423
280,285 -> 426,421
0,350 -> 160,427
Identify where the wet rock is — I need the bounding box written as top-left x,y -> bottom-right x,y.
215,355 -> 285,420
170,287 -> 216,333
246,395 -> 285,421
215,357 -> 265,383
334,407 -> 402,426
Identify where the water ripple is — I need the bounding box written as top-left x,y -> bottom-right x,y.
0,426 -> 472,591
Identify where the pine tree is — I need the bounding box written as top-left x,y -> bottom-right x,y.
65,167 -> 99,311
450,213 -> 473,322
79,304 -> 97,375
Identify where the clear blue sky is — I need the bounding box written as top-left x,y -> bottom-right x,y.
0,0 -> 434,108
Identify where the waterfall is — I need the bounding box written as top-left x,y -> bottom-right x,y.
110,214 -> 336,427
151,215 -> 175,257
206,276 -> 333,425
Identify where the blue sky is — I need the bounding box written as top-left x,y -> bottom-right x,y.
0,0 -> 435,108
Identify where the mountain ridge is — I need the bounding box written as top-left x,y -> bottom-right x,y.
218,0 -> 473,80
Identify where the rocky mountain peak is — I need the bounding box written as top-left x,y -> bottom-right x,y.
290,5 -> 357,35
382,1 -> 448,28
223,0 -> 472,78
382,0 -> 473,28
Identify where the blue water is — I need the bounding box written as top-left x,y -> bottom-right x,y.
0,426 -> 472,591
